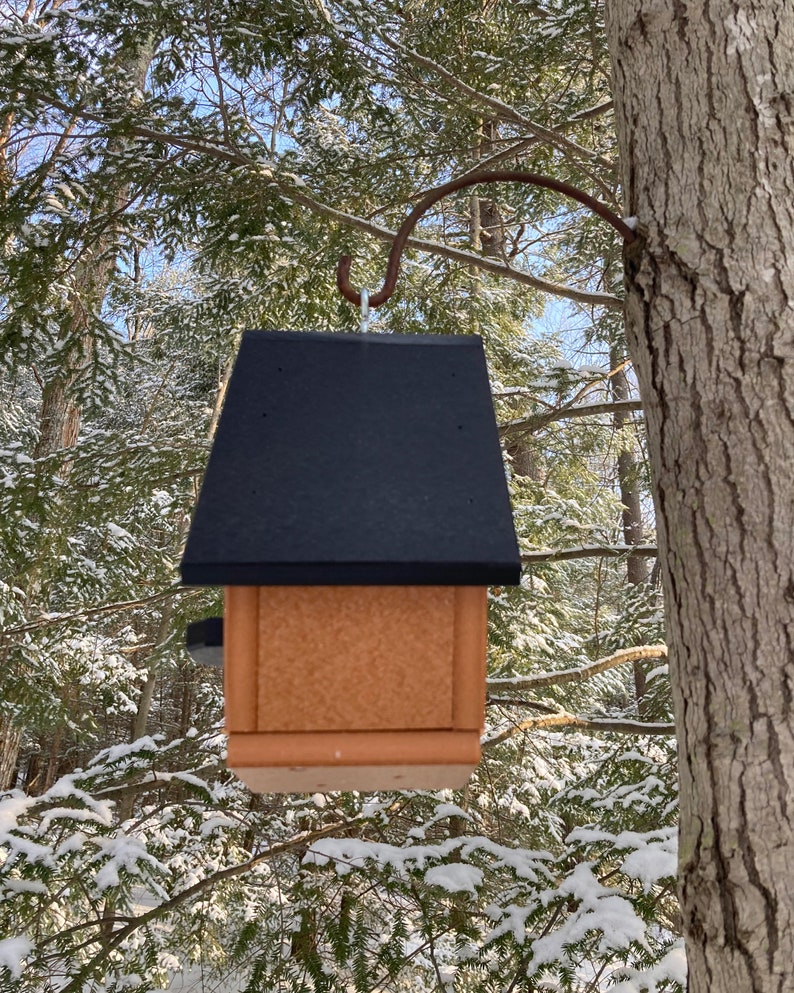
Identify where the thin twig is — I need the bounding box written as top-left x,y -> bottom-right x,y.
15,88 -> 622,309
483,713 -> 676,749
2,586 -> 202,637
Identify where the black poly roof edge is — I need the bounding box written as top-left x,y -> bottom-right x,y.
241,329 -> 483,346
180,559 -> 522,588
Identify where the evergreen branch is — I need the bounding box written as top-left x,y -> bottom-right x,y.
487,645 -> 668,691
54,817 -> 367,993
2,763 -> 226,822
500,399 -> 643,438
14,88 -> 622,309
305,192 -> 621,307
455,137 -> 540,177
520,544 -> 658,564
379,38 -> 616,175
1,586 -> 202,636
494,358 -> 633,400
204,0 -> 233,147
482,713 -> 676,748
454,98 -> 615,181
572,100 -> 615,122
11,88 -> 252,165
486,697 -> 561,712
91,764 -> 226,802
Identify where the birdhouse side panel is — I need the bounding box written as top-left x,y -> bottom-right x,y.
224,586 -> 259,733
452,586 -> 488,731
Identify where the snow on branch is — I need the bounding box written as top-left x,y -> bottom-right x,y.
53,816 -> 368,993
91,764 -> 226,802
1,585 -> 203,637
483,646 -> 673,746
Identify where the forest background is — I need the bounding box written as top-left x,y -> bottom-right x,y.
0,1 -> 682,990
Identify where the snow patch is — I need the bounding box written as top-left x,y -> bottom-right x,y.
424,863 -> 483,894
0,937 -> 32,978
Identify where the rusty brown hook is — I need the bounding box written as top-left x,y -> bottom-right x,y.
336,169 -> 636,309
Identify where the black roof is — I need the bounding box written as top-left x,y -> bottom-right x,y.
180,330 -> 520,586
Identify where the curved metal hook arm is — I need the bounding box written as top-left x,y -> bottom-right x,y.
337,169 -> 636,309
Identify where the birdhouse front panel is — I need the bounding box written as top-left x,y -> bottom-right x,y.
256,586 -> 456,731
223,584 -> 488,792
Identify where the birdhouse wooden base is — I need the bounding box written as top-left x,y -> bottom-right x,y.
223,585 -> 487,792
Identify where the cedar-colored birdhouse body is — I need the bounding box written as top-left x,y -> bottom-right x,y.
181,330 -> 520,792
223,585 -> 487,791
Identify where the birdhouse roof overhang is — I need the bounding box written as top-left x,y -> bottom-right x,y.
180,330 -> 521,587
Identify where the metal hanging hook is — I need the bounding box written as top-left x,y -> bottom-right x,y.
336,169 -> 638,310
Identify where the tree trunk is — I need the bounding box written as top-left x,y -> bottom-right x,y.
2,41 -> 156,789
126,354 -> 234,765
471,120 -> 507,259
0,717 -> 21,790
610,349 -> 650,709
605,3 -> 794,990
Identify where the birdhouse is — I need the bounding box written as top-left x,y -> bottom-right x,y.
181,330 -> 520,792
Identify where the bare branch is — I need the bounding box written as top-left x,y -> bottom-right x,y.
425,101 -> 615,185
1,586 -> 203,637
486,697 -> 560,712
318,200 -> 621,308
483,713 -> 675,749
520,544 -> 658,565
500,399 -> 643,438
572,100 -> 615,122
487,645 -> 668,691
92,764 -> 226,802
204,0 -> 232,144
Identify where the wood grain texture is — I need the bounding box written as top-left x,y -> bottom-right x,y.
223,585 -> 488,791
452,586 -> 488,730
255,586 -> 456,732
227,729 -> 481,766
231,763 -> 476,793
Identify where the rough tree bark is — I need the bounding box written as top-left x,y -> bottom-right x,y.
605,2 -> 794,990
